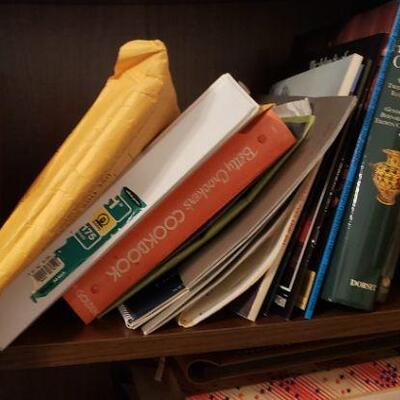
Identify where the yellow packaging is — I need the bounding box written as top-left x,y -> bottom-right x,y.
0,40 -> 180,291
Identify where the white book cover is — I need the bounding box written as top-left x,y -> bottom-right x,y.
270,54 -> 363,97
0,73 -> 259,350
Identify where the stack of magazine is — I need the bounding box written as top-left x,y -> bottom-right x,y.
0,1 -> 398,350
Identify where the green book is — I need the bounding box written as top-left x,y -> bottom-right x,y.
98,115 -> 315,317
321,35 -> 400,310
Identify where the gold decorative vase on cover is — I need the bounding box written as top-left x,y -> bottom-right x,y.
371,148 -> 400,206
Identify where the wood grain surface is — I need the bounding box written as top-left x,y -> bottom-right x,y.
0,0 -> 397,374
0,0 -> 358,222
0,290 -> 399,370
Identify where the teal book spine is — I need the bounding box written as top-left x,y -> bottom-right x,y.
305,3 -> 400,319
321,29 -> 400,310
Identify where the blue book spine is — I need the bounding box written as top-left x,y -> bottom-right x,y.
304,2 -> 400,320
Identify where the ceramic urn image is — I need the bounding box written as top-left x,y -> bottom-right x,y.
371,148 -> 400,206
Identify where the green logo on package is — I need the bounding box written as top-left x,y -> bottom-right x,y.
29,187 -> 146,302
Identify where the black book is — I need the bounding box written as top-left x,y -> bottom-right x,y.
294,33 -> 387,75
262,34 -> 387,317
271,146 -> 337,318
297,37 -> 388,313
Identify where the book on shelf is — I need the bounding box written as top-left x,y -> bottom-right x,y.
3,2 -> 400,350
321,11 -> 400,311
267,163 -> 326,318
118,112 -> 315,331
293,144 -> 346,312
231,102 -> 316,323
178,171 -> 318,329
286,28 -> 394,318
102,101 -> 313,318
65,107 -> 296,323
119,96 -> 356,334
103,100 -> 312,321
0,73 -> 259,350
375,211 -> 400,304
305,3 -> 400,318
335,0 -> 398,45
263,34 -> 386,319
290,35 -> 387,314
235,47 -> 364,321
296,34 -> 387,73
119,270 -> 187,330
270,54 -> 363,97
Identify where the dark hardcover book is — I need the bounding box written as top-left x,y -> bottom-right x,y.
305,5 -> 400,319
291,36 -> 388,315
321,27 -> 400,311
263,136 -> 355,318
262,36 -> 386,318
294,58 -> 377,312
375,211 -> 400,303
274,143 -> 337,319
295,144 -> 346,311
272,146 -> 339,318
271,184 -> 321,317
296,34 -> 386,72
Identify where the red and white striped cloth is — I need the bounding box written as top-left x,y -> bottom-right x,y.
188,357 -> 400,400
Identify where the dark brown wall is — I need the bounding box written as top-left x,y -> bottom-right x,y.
0,0 -> 364,223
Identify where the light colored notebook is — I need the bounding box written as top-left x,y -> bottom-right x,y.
270,53 -> 363,97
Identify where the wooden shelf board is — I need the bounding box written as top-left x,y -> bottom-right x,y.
1,292 -> 400,370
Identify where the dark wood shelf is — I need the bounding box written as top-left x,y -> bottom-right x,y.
1,291 -> 400,370
1,0 -> 399,377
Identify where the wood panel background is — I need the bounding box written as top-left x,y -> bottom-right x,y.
0,362 -> 122,400
0,0 -> 364,224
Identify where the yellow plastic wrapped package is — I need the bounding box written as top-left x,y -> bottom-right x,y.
0,39 -> 180,291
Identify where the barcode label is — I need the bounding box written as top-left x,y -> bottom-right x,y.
29,256 -> 64,287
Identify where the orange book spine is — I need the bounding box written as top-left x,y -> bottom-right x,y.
64,110 -> 296,323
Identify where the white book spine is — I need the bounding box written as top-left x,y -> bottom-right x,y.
0,74 -> 259,350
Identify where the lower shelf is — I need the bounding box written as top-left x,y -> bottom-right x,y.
1,289 -> 400,370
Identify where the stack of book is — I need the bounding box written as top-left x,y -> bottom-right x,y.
0,0 -> 399,350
